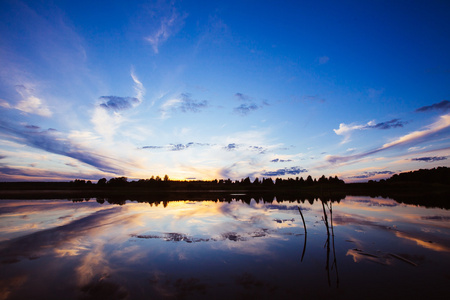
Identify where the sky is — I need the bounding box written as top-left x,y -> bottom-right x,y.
0,0 -> 449,183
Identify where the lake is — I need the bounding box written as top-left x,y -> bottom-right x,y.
0,196 -> 449,299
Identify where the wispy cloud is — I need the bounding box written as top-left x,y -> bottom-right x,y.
98,70 -> 144,112
411,156 -> 447,162
381,114 -> 449,149
334,118 -> 407,144
144,6 -> 186,54
416,100 -> 450,112
333,123 -> 366,144
327,113 -> 450,165
0,165 -> 104,181
0,121 -> 124,174
92,71 -> 145,139
160,93 -> 208,118
0,99 -> 12,108
261,166 -> 307,177
131,68 -> 145,102
14,85 -> 52,117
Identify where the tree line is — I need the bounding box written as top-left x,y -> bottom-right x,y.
70,174 -> 345,189
70,167 -> 450,189
385,166 -> 449,185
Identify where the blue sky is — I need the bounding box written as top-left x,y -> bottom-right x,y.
0,0 -> 449,182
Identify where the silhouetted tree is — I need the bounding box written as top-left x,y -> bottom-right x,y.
72,179 -> 86,186
97,178 -> 107,186
108,177 -> 128,186
262,177 -> 274,186
242,177 -> 251,185
386,167 -> 449,185
318,175 -> 328,184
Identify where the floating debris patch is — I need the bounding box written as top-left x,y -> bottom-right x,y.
273,218 -> 295,223
131,233 -> 212,243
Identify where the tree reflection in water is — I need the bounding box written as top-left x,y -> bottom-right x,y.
297,206 -> 307,262
299,201 -> 340,288
1,197 -> 449,299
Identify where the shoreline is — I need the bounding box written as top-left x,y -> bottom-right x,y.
1,183 -> 448,209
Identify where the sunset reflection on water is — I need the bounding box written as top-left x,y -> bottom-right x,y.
0,196 -> 449,299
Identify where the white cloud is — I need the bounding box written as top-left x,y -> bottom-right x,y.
145,10 -> 185,54
381,114 -> 450,149
92,71 -> 147,140
327,113 -> 450,165
91,105 -> 123,141
159,98 -> 182,119
131,68 -> 145,102
16,95 -> 52,117
0,99 -> 12,108
12,84 -> 52,117
407,146 -> 429,152
333,122 -> 366,144
334,119 -> 406,144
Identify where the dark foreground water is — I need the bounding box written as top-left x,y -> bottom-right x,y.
0,196 -> 449,300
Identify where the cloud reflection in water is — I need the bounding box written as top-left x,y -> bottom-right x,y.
0,197 -> 449,299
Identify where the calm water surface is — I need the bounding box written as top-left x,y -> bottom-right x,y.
0,196 -> 449,299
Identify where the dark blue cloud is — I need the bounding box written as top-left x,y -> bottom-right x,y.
411,156 -> 447,162
234,103 -> 260,116
179,93 -> 208,113
366,119 -> 406,130
271,158 -> 292,163
261,167 -> 307,177
249,146 -> 265,153
224,143 -> 237,151
416,100 -> 450,112
349,171 -> 395,179
170,144 -> 186,151
99,96 -> 140,112
235,93 -> 251,101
